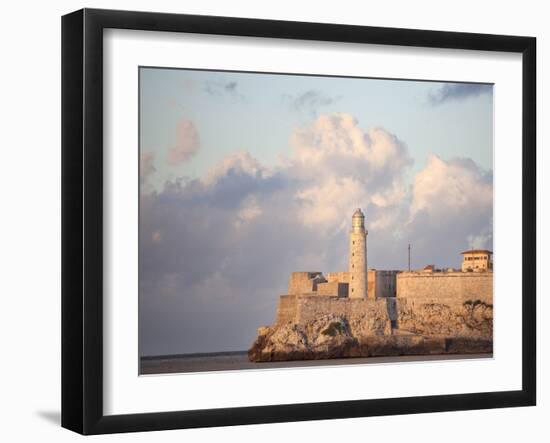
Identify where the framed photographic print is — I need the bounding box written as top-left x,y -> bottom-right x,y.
61,8 -> 536,435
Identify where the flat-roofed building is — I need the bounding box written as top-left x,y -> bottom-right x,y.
461,249 -> 493,272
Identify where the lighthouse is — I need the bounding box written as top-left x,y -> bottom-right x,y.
349,208 -> 368,298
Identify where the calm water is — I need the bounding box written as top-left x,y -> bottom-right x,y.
140,351 -> 492,375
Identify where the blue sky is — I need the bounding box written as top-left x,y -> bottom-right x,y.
139,67 -> 493,356
140,68 -> 493,190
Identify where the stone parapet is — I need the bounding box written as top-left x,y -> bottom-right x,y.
287,271 -> 326,295
326,271 -> 350,284
316,281 -> 349,297
397,271 -> 493,301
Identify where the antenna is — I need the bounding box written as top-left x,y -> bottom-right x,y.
408,243 -> 411,272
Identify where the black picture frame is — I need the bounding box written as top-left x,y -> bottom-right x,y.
61,8 -> 536,435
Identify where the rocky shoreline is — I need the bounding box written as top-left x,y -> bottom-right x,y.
248,306 -> 493,363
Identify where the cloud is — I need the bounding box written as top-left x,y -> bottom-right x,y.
404,154 -> 493,267
139,165 -> 307,355
234,195 -> 262,229
204,80 -> 245,101
428,83 -> 492,105
284,90 -> 340,116
202,150 -> 269,186
140,152 -> 155,180
139,113 -> 493,355
409,155 -> 492,220
290,114 -> 412,182
288,113 -> 412,231
167,119 -> 200,165
167,99 -> 185,111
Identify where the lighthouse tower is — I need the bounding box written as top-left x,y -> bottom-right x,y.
349,208 -> 368,299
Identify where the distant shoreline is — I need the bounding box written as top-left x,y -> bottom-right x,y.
140,351 -> 492,375
141,350 -> 247,361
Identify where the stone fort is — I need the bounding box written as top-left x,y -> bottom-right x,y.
249,208 -> 493,361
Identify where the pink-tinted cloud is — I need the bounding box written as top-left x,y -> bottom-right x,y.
288,113 -> 412,230
168,119 -> 200,165
409,154 -> 492,220
202,150 -> 268,186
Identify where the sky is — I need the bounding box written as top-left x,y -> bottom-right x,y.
139,67 -> 493,357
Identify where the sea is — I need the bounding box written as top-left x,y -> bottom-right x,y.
140,351 -> 492,375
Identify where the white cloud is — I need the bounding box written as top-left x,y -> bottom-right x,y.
289,113 -> 411,231
290,114 -> 411,177
409,154 -> 492,220
404,154 -> 493,267
467,231 -> 493,250
295,176 -> 364,229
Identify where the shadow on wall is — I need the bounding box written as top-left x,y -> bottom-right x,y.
385,297 -> 398,329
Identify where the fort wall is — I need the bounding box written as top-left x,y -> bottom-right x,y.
326,271 -> 350,284
287,272 -> 325,295
274,294 -> 393,337
316,281 -> 349,297
279,272 -> 492,327
328,270 -> 399,298
273,291 -> 493,335
277,294 -> 384,324
368,270 -> 399,298
396,272 -> 493,302
295,296 -> 389,325
275,294 -> 299,324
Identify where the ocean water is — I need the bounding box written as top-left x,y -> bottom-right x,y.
140,351 -> 492,375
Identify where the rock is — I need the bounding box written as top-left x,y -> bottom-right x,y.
248,314 -> 360,362
348,313 -> 392,337
396,299 -> 493,337
362,335 -> 447,357
248,298 -> 493,362
445,337 -> 493,354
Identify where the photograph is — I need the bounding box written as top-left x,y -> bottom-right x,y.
138,67 -> 494,375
